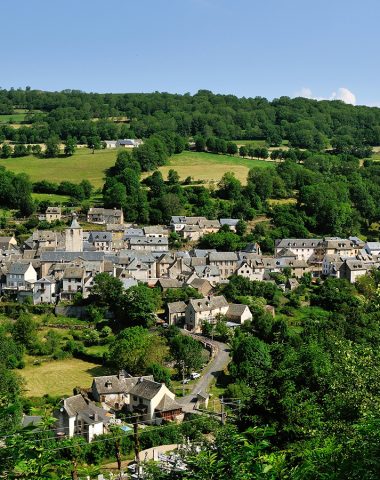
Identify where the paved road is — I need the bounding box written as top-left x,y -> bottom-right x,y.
177,330 -> 231,409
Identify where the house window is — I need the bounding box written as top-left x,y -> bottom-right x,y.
133,396 -> 138,401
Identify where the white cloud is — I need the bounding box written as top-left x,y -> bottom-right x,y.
296,87 -> 357,105
330,87 -> 356,105
296,87 -> 313,99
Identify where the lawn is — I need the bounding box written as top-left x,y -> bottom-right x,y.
20,357 -> 109,397
0,113 -> 29,123
159,151 -> 274,185
0,148 -> 117,188
32,192 -> 71,203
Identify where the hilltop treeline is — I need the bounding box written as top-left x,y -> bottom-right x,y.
103,148 -> 380,243
1,88 -> 380,151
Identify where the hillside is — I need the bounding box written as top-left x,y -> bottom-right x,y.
1,89 -> 380,153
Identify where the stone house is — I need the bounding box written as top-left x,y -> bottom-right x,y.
339,258 -> 378,283
192,265 -> 221,285
236,259 -> 265,281
143,226 -> 169,238
167,301 -> 187,325
45,207 -> 62,223
61,266 -> 86,300
87,208 -> 124,225
128,378 -> 182,422
185,296 -> 229,331
92,373 -> 154,410
55,394 -> 112,443
208,252 -> 239,281
128,236 -> 168,252
88,232 -> 113,252
92,373 -> 182,422
184,295 -> 252,332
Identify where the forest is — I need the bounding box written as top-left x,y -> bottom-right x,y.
1,87 -> 380,153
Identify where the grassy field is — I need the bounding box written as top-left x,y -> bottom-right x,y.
159,151 -> 274,185
1,148 -> 117,188
268,198 -> 297,206
21,357 -> 109,397
0,113 -> 29,123
32,192 -> 71,203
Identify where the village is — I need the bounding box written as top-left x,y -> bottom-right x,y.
2,206 -> 379,456
2,207 -> 378,310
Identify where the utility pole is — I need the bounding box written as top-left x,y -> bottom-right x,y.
133,417 -> 141,479
182,360 -> 186,397
115,436 -> 122,475
221,396 -> 226,425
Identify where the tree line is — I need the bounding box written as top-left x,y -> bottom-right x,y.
1,88 -> 380,151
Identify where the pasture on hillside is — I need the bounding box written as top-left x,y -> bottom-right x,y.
159,151 -> 274,185
21,356 -> 109,397
0,148 -> 117,188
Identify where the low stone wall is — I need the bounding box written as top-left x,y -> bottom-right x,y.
54,305 -> 88,318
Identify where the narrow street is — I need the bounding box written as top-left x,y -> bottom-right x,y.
177,330 -> 231,410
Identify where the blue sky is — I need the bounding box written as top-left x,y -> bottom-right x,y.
2,0 -> 379,105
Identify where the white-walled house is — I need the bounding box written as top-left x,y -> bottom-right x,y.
32,276 -> 56,304
6,263 -> 37,289
55,394 -> 112,443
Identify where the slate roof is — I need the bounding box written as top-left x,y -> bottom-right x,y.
190,257 -> 207,267
129,237 -> 168,246
227,304 -> 250,317
192,249 -> 217,257
88,207 -> 123,217
89,232 -> 113,242
46,207 -> 61,214
34,276 -> 55,285
128,379 -> 163,400
276,248 -> 297,258
40,251 -> 105,262
158,278 -> 183,289
22,415 -> 42,428
63,395 -> 109,424
124,228 -> 144,238
275,238 -> 320,249
143,226 -> 168,235
9,263 -> 32,275
63,267 -> 84,279
209,252 -> 238,262
155,395 -> 182,412
194,265 -> 220,277
92,374 -> 154,395
32,230 -> 57,241
190,278 -> 213,291
198,219 -> 221,229
365,242 -> 380,252
220,218 -> 239,227
126,258 -> 149,270
189,295 -> 228,312
167,301 -> 187,314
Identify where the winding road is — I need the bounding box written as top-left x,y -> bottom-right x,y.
177,330 -> 231,410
